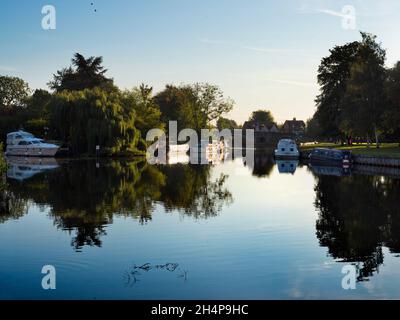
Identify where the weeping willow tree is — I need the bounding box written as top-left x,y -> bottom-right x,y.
49,88 -> 142,156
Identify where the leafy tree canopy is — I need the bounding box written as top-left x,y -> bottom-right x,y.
48,53 -> 115,92
249,110 -> 274,124
0,75 -> 30,110
217,117 -> 239,130
49,87 -> 141,156
313,32 -> 387,144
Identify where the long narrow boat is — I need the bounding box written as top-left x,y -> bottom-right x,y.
308,148 -> 352,166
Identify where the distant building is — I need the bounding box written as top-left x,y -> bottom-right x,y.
243,120 -> 279,133
282,118 -> 306,136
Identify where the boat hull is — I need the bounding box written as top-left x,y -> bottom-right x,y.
5,146 -> 60,157
274,153 -> 300,160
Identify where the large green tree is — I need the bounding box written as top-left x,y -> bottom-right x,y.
217,117 -> 239,130
248,109 -> 275,124
121,84 -> 164,142
49,88 -> 141,155
155,83 -> 234,132
0,75 -> 30,111
48,53 -> 115,92
384,62 -> 400,141
340,33 -> 386,146
22,89 -> 52,137
314,41 -> 359,137
313,32 -> 387,145
190,83 -> 234,129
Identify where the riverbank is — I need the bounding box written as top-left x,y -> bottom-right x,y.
301,143 -> 400,157
300,143 -> 400,168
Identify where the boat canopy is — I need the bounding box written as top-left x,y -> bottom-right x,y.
7,131 -> 34,139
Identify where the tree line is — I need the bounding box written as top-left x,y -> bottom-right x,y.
308,32 -> 400,146
0,53 -> 236,156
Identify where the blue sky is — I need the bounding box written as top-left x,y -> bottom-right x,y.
1,0 -> 400,123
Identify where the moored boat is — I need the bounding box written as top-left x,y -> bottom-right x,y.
308,148 -> 352,166
274,139 -> 300,159
5,131 -> 60,157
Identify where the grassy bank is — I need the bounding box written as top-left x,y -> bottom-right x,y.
301,143 -> 400,158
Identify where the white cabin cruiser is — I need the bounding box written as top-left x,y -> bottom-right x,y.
274,139 -> 300,159
190,140 -> 225,154
5,131 -> 60,157
6,157 -> 59,181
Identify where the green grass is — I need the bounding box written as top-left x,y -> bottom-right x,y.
301,142 -> 400,158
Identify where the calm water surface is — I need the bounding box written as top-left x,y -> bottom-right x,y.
1,155 -> 400,299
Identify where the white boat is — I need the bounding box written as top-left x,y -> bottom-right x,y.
274,139 -> 300,159
168,151 -> 190,165
169,144 -> 190,153
5,131 -> 60,157
190,140 -> 225,154
6,157 -> 59,181
189,140 -> 226,165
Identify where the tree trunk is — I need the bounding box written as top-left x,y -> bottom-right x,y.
374,126 -> 380,149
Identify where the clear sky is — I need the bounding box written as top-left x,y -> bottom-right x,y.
1,0 -> 400,124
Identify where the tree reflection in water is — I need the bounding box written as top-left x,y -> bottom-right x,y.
0,179 -> 28,224
314,173 -> 400,281
243,151 -> 275,178
2,160 -> 233,251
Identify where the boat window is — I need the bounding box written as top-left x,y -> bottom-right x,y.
31,141 -> 40,144
21,133 -> 34,138
290,148 -> 294,152
16,135 -> 23,139
281,148 -> 285,151
18,141 -> 28,145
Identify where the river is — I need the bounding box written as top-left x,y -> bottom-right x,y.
1,154 -> 400,299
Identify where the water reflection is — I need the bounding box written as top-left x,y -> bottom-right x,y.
2,156 -> 400,286
2,159 -> 232,250
6,157 -> 59,181
309,163 -> 351,177
244,151 -> 275,178
276,160 -> 299,174
314,173 -> 400,281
